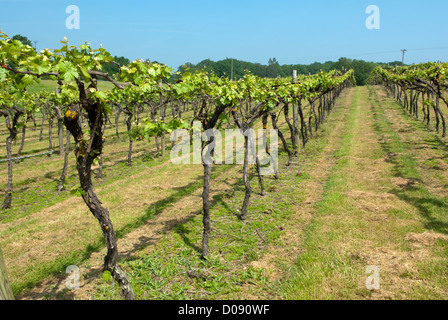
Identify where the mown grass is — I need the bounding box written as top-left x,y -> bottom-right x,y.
274,86 -> 448,300
370,87 -> 448,299
94,151 -> 307,299
371,86 -> 448,235
273,87 -> 362,300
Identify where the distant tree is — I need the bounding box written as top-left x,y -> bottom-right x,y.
102,56 -> 131,78
267,57 -> 279,78
11,34 -> 33,47
177,62 -> 195,75
214,59 -> 229,77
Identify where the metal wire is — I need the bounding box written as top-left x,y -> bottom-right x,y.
0,150 -> 55,163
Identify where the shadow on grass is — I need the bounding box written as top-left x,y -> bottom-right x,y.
370,86 -> 448,236
117,164 -> 266,258
115,164 -> 238,257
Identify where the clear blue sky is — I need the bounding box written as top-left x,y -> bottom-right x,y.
1,0 -> 447,69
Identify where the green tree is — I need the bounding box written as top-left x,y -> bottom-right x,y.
11,34 -> 33,47
102,55 -> 130,77
267,57 -> 279,78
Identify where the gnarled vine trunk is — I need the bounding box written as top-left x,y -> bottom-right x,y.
64,91 -> 134,299
2,109 -> 23,210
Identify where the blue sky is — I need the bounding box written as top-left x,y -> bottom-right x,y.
1,0 -> 447,69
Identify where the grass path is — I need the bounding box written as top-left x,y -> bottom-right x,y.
275,85 -> 448,299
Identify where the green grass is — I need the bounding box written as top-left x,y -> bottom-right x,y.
94,158 -> 308,299
94,90 -> 350,300
368,86 -> 448,298
92,94 -> 354,300
274,86 -> 448,300
274,87 -> 362,300
370,86 -> 448,235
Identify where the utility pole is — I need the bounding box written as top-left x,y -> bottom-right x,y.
401,49 -> 407,66
34,41 -> 37,50
231,58 -> 234,81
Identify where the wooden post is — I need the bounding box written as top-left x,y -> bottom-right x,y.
401,49 -> 407,66
292,70 -> 300,154
0,247 -> 14,300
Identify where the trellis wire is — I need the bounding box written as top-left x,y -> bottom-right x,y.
0,150 -> 55,163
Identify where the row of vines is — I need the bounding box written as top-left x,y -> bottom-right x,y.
368,62 -> 448,136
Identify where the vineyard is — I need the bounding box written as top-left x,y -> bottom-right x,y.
1,33 -> 448,301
